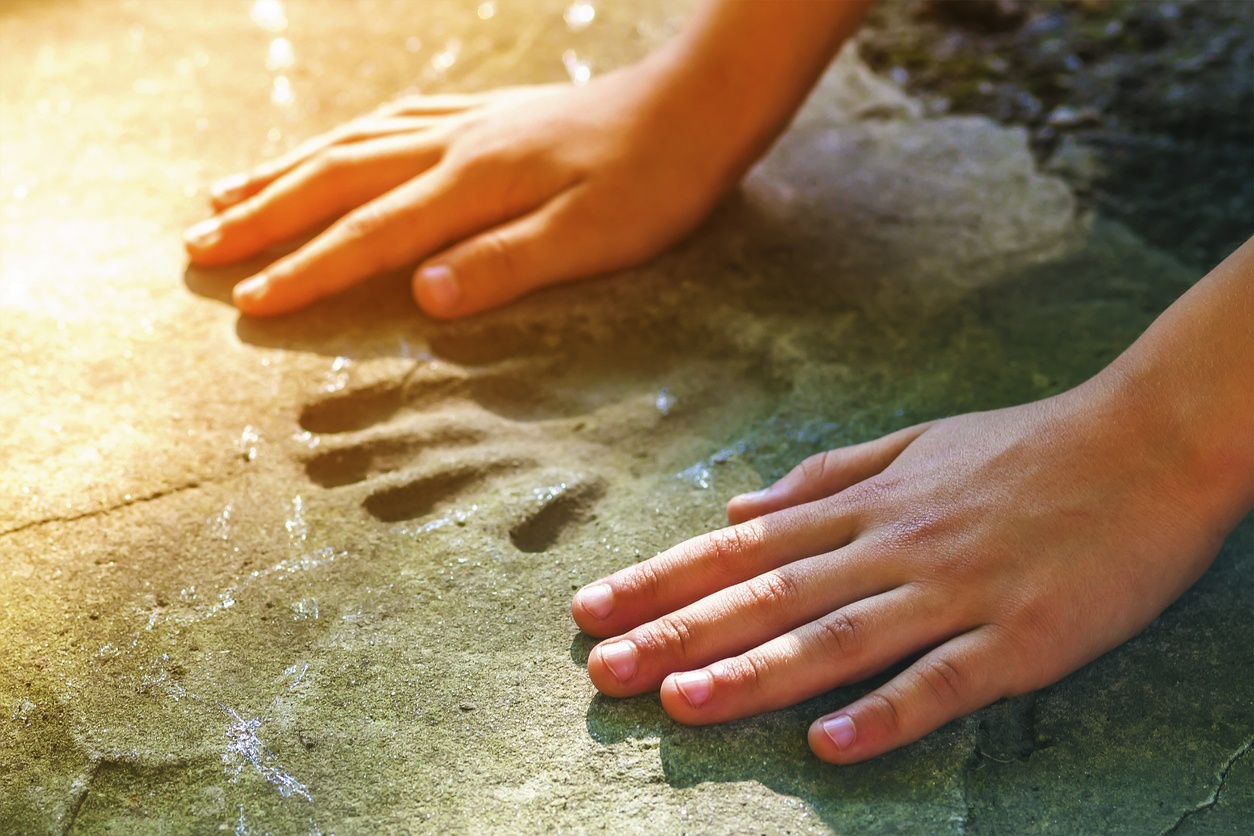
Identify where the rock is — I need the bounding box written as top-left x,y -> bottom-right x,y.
750,112 -> 1078,311
1,1 -> 1248,834
921,0 -> 1029,33
1046,104 -> 1103,128
1045,134 -> 1106,185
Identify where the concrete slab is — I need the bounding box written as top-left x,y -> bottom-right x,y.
1,1 -> 1249,833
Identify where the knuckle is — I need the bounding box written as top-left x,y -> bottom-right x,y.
337,202 -> 388,243
473,229 -> 521,284
640,614 -> 696,658
626,558 -> 664,604
986,623 -> 1051,693
444,142 -> 499,181
876,509 -> 959,556
704,523 -> 764,576
312,147 -> 354,184
225,194 -> 272,237
335,119 -> 373,143
1006,594 -> 1065,648
813,610 -> 864,659
799,451 -> 836,484
917,656 -> 967,705
862,691 -> 904,737
740,570 -> 800,612
847,472 -> 902,505
715,654 -> 768,694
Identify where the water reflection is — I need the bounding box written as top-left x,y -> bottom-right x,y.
562,49 -> 592,86
271,75 -> 295,107
266,37 -> 295,71
251,0 -> 297,114
250,0 -> 288,34
564,1 -> 596,31
430,38 -> 462,77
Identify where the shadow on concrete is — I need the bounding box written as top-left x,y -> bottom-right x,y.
580,672 -> 968,831
576,518 -> 1254,832
174,188 -> 860,365
568,634 -> 957,828
184,257 -> 432,361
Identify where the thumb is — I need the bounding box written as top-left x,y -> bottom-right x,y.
727,424 -> 931,524
412,198 -> 598,320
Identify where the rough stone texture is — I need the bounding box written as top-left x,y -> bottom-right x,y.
1,1 -> 1249,834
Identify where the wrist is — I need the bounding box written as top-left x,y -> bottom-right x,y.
1075,252 -> 1254,533
639,0 -> 872,187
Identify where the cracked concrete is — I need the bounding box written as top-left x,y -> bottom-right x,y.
1163,737 -> 1254,835
0,479 -> 215,539
1,0 -> 1250,833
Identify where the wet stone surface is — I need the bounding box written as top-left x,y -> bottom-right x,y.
859,0 -> 1254,272
1,1 -> 1250,833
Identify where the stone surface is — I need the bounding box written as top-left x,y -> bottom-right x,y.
1,1 -> 1249,833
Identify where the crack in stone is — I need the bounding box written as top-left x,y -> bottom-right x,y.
55,761 -> 98,836
0,478 -> 212,538
958,693 -> 1053,834
975,692 -> 1051,764
1161,736 -> 1254,835
958,732 -> 980,835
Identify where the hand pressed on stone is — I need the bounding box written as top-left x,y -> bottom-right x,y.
183,0 -> 877,320
571,378 -> 1242,764
183,64 -> 749,320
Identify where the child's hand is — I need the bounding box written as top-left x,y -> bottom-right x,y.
184,63 -> 751,319
184,0 -> 874,318
571,373 -> 1244,763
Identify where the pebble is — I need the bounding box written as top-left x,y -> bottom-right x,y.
1045,105 -> 1102,129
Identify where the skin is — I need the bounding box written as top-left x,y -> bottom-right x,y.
185,1 -> 1254,762
573,239 -> 1253,763
184,1 -> 871,318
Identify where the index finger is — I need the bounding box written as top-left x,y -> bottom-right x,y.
571,495 -> 866,638
232,159 -> 547,316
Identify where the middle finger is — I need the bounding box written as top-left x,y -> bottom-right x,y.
587,538 -> 899,697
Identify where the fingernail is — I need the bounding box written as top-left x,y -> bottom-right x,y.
211,173 -> 248,204
235,273 -> 269,301
417,264 -> 460,310
673,670 -> 712,708
184,217 -> 222,248
577,584 -> 614,620
597,641 -> 637,684
822,715 -> 856,749
736,488 -> 770,502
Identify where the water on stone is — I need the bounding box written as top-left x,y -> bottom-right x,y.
0,1 -> 1249,833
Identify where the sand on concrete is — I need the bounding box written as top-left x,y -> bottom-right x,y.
0,1 -> 1249,833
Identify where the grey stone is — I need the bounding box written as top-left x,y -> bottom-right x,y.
0,1 -> 1248,834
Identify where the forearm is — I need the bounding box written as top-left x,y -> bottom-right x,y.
1094,237 -> 1254,529
639,0 -> 873,183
